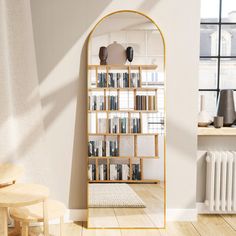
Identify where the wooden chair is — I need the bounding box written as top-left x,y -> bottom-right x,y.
9,199 -> 66,236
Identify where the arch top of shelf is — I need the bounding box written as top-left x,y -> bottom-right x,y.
88,64 -> 158,70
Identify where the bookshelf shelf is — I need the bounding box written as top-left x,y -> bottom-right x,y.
88,64 -> 160,183
88,110 -> 158,113
88,133 -> 158,136
89,180 -> 160,183
88,88 -> 160,91
89,156 -> 159,159
88,64 -> 158,70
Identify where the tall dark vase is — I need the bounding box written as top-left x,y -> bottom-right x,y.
99,46 -> 108,65
126,47 -> 134,63
217,89 -> 236,126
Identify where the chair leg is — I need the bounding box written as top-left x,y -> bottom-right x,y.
15,220 -> 21,233
21,222 -> 29,236
43,200 -> 49,236
60,216 -> 64,236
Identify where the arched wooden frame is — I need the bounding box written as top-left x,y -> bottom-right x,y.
86,10 -> 166,229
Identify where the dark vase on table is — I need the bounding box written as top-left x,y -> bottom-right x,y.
126,47 -> 134,64
217,89 -> 236,126
99,46 -> 108,65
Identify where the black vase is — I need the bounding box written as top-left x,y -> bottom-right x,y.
99,46 -> 108,65
217,89 -> 236,126
126,47 -> 134,63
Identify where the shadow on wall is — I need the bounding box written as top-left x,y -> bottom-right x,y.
69,40 -> 88,209
31,0 -> 112,83
30,0 -> 112,208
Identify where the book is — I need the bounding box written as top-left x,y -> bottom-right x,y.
135,95 -> 156,110
110,164 -> 117,180
122,164 -> 130,180
132,164 -> 141,180
98,118 -> 107,133
99,164 -> 104,180
98,73 -> 107,87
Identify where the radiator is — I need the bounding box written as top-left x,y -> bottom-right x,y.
205,151 -> 236,212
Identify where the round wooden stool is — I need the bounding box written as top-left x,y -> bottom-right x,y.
9,199 -> 66,236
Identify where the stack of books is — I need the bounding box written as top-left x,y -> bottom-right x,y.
135,95 -> 156,110
89,95 -> 105,110
108,95 -> 118,110
131,118 -> 141,133
130,73 -> 140,88
99,164 -> 107,180
88,140 -> 106,157
106,140 -> 119,156
108,73 -> 129,88
88,140 -> 119,157
98,73 -> 107,87
110,164 -> 130,180
132,164 -> 141,180
88,164 -> 96,181
108,117 -> 128,134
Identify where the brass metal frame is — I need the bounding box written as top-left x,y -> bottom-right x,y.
86,9 -> 166,229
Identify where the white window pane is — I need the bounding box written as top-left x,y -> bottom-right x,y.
220,25 -> 236,56
199,59 -> 218,89
199,91 -> 217,116
222,0 -> 236,22
200,25 -> 219,56
220,58 -> 236,89
201,0 -> 220,22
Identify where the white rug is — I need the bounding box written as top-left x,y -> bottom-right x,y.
89,183 -> 146,208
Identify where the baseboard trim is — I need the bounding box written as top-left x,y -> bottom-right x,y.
166,208 -> 197,221
69,209 -> 198,222
197,202 -> 236,214
24,208 -> 198,226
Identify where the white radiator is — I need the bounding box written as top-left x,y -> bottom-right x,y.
205,151 -> 236,212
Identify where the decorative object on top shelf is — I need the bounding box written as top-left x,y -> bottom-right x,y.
213,116 -> 224,129
198,95 -> 213,127
99,46 -> 108,65
107,41 -> 126,65
217,89 -> 236,127
126,46 -> 134,64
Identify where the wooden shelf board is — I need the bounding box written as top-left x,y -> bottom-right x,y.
88,64 -> 158,70
88,156 -> 159,159
89,180 -> 160,183
198,126 -> 236,136
88,110 -> 158,113
88,88 -> 159,91
88,133 -> 158,136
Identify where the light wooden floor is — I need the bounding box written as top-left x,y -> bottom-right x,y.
88,183 -> 164,228
27,214 -> 236,236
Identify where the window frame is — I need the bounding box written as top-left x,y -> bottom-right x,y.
200,0 -> 236,99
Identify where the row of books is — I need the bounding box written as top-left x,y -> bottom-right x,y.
89,95 -> 105,110
97,117 -> 141,133
88,164 -> 141,181
89,95 -> 118,110
98,73 -> 141,88
135,95 -> 157,110
88,140 -> 119,157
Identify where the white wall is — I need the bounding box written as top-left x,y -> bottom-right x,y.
30,0 -> 200,217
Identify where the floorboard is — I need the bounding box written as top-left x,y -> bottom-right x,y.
220,215 -> 236,231
192,215 -> 236,236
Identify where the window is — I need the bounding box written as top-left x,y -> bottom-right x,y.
200,0 -> 236,115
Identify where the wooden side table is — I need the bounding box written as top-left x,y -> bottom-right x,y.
0,183 -> 49,236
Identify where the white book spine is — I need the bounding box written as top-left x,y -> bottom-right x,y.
99,165 -> 104,180
88,164 -> 92,180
